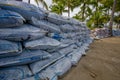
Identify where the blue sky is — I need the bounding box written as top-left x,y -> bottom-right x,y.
23,0 -> 79,17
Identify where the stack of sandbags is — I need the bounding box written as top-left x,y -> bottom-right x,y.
0,1 -> 93,80
113,29 -> 120,36
91,28 -> 109,39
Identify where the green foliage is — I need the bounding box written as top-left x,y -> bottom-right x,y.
51,0 -> 81,17
50,0 -> 120,30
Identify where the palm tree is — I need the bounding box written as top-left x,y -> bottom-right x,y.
28,0 -> 30,4
27,0 -> 48,10
50,2 -> 65,15
109,0 -> 117,36
35,0 -> 48,10
52,0 -> 81,17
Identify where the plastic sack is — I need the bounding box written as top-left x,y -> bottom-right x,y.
47,13 -> 69,25
39,68 -> 58,80
0,1 -> 45,13
24,37 -> 61,50
60,24 -> 75,32
67,49 -> 82,66
29,52 -> 63,74
0,9 -> 24,27
58,44 -> 78,55
0,50 -> 51,67
47,42 -> 70,53
0,24 -> 47,41
0,65 -> 32,80
113,29 -> 120,36
31,17 -> 61,33
47,13 -> 82,26
0,4 -> 46,21
47,33 -> 63,40
50,57 -> 72,77
0,40 -> 22,58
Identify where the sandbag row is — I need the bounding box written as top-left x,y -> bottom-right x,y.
113,29 -> 120,36
91,28 -> 109,39
0,1 -> 93,80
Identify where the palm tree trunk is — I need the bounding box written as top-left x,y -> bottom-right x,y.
16,0 -> 22,1
82,3 -> 85,21
28,0 -> 30,4
68,7 -> 70,17
109,0 -> 117,36
67,0 -> 70,17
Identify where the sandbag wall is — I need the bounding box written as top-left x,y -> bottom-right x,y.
0,1 -> 93,80
91,28 -> 109,39
113,29 -> 120,36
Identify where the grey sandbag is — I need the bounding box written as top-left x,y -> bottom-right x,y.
0,3 -> 46,21
29,52 -> 63,74
38,68 -> 58,80
0,50 -> 51,67
0,65 -> 32,80
47,13 -> 82,26
67,49 -> 82,66
24,37 -> 61,50
0,1 -> 45,13
0,24 -> 47,41
58,44 -> 78,55
0,40 -> 22,58
60,24 -> 75,32
23,75 -> 40,80
0,9 -> 25,27
31,17 -> 61,33
49,57 -> 72,77
47,13 -> 69,25
47,42 -> 70,53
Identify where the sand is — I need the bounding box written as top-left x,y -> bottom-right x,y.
60,37 -> 120,80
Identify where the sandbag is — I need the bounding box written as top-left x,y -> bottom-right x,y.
67,49 -> 82,66
60,24 -> 75,32
58,44 -> 78,55
47,13 -> 83,26
29,52 -> 63,74
0,9 -> 25,27
0,4 -> 46,21
39,68 -> 58,80
113,29 -> 120,36
0,50 -> 51,67
47,33 -> 63,40
31,17 -> 61,33
0,24 -> 47,41
0,1 -> 45,13
24,37 -> 61,50
0,65 -> 32,80
47,42 -> 70,53
0,40 -> 22,58
50,57 -> 72,77
47,13 -> 69,25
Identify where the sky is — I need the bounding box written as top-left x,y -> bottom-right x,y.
23,0 -> 80,17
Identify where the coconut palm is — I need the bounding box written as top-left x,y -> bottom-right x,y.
50,2 -> 65,15
52,0 -> 81,17
35,0 -> 48,10
109,0 -> 117,36
27,0 -> 48,10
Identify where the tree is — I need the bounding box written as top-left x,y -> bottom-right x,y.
28,0 -> 30,3
50,2 -> 65,15
35,0 -> 48,10
109,0 -> 117,36
52,0 -> 81,17
27,0 -> 48,10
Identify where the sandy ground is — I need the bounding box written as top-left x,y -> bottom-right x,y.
60,37 -> 120,80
